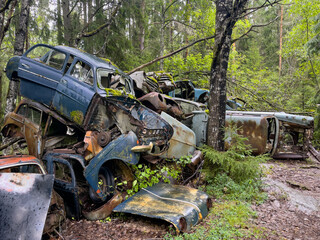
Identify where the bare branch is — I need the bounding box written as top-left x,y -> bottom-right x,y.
67,0 -> 79,17
231,16 -> 279,43
75,1 -> 122,44
0,0 -> 16,46
173,70 -> 210,78
227,78 -> 283,110
79,2 -> 111,33
241,0 -> 283,19
164,19 -> 196,30
164,0 -> 179,15
0,0 -> 13,13
128,34 -> 215,75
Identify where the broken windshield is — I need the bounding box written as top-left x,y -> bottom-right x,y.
97,68 -> 132,93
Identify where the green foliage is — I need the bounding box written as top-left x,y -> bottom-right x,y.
165,128 -> 268,240
205,173 -> 267,203
126,157 -> 190,196
202,127 -> 268,184
165,201 -> 266,240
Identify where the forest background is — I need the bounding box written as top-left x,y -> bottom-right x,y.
0,0 -> 319,130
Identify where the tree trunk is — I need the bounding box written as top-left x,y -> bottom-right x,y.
62,0 -> 72,45
159,3 -> 165,70
139,0 -> 145,52
57,0 -> 63,44
279,5 -> 283,77
0,0 -> 5,118
0,0 -> 5,44
206,0 -> 248,150
5,0 -> 31,115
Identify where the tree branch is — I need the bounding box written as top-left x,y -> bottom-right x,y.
75,1 -> 121,44
231,16 -> 279,43
78,2 -> 112,34
0,0 -> 16,46
164,0 -> 179,15
227,78 -> 283,110
164,19 -> 196,30
67,0 -> 79,17
128,34 -> 216,75
0,0 -> 13,13
241,0 -> 283,19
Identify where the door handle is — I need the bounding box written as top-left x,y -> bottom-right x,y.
21,63 -> 30,69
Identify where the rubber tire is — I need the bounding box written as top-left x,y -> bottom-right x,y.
89,167 -> 115,203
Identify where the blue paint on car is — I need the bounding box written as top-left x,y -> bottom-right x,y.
6,44 -> 135,124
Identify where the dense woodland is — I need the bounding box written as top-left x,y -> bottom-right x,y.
0,0 -> 319,128
0,1 -> 320,238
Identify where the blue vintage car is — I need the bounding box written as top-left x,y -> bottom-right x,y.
6,44 -> 134,124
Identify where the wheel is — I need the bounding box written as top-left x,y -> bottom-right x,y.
89,167 -> 115,203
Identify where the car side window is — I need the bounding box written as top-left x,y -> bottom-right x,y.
16,104 -> 28,116
0,164 -> 43,174
53,162 -> 72,183
26,107 -> 41,125
70,60 -> 93,85
46,51 -> 66,70
26,46 -> 66,70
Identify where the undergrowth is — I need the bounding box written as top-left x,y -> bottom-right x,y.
165,125 -> 270,239
127,156 -> 191,196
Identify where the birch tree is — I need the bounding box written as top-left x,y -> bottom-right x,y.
5,0 -> 31,115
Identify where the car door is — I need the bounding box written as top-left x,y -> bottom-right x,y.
52,58 -> 95,125
20,105 -> 46,158
44,156 -> 81,220
18,44 -> 67,106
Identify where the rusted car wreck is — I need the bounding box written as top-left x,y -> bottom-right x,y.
2,44 -> 210,235
2,42 -> 318,237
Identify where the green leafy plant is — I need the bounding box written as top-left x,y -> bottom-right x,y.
126,160 -> 187,196
202,124 -> 269,184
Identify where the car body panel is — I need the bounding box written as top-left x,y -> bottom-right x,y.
159,112 -> 196,159
227,111 -> 314,129
0,155 -> 46,172
225,115 -> 279,155
0,155 -> 58,240
138,92 -> 185,120
0,173 -> 54,240
6,44 -> 135,123
84,131 -> 140,201
113,183 -> 210,233
43,154 -> 82,220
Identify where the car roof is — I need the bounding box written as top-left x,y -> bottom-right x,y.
0,155 -> 45,173
54,45 -> 118,71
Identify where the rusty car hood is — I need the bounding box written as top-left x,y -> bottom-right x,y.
113,183 -> 210,233
0,173 -> 54,240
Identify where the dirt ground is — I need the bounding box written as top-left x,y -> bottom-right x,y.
60,159 -> 320,240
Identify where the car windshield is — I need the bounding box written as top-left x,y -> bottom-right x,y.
96,68 -> 132,93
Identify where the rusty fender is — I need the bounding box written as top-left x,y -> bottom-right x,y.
113,183 -> 211,233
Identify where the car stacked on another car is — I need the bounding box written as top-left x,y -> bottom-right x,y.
2,44 -> 210,232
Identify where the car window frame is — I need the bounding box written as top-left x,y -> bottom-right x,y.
23,44 -> 68,73
68,57 -> 95,87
